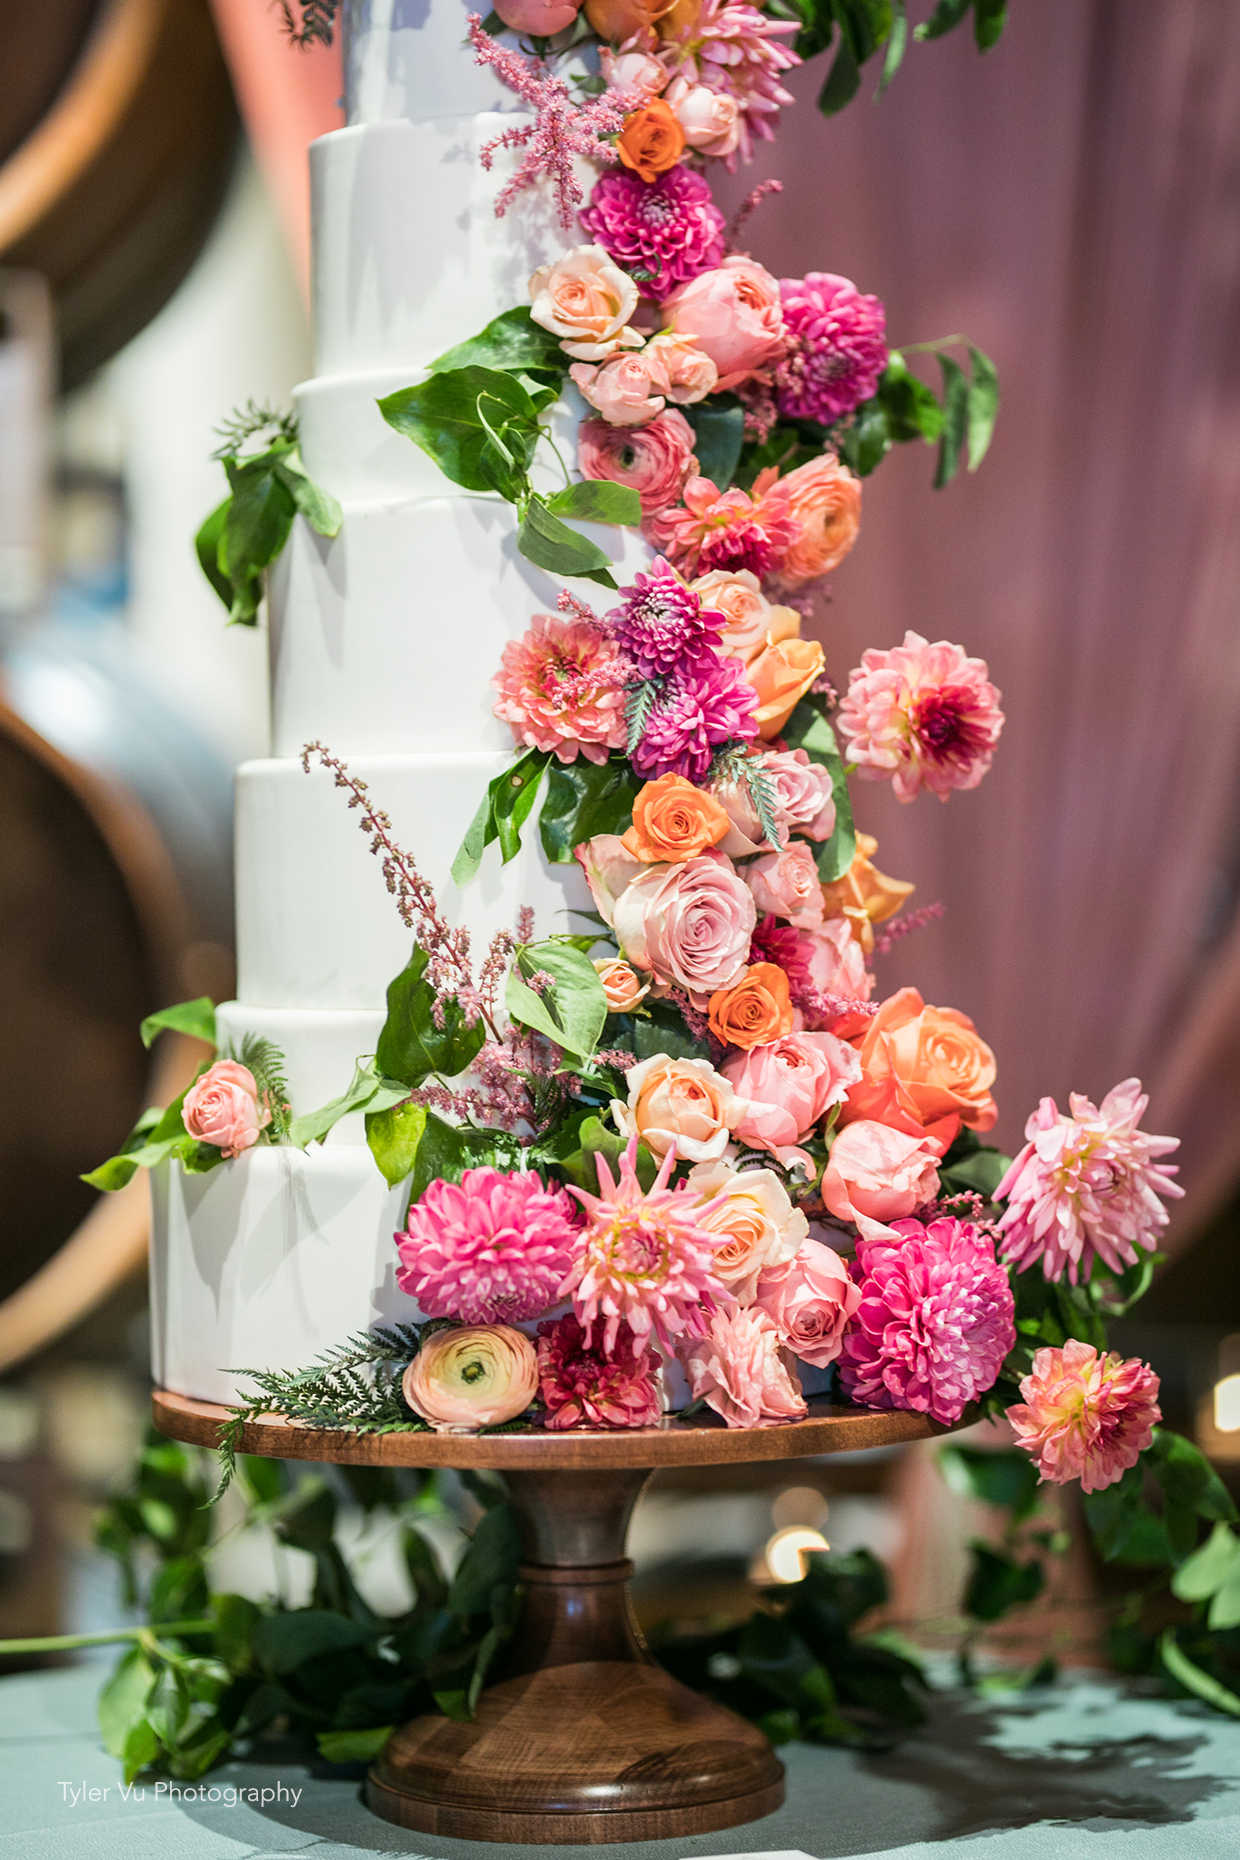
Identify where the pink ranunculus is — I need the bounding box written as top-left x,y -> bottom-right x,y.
759,452 -> 862,588
821,1121 -> 942,1227
663,255 -> 787,391
611,849 -> 756,1004
838,630 -> 1004,803
755,1237 -> 860,1368
763,748 -> 836,842
724,1030 -> 861,1153
681,1305 -> 807,1428
579,408 -> 698,517
664,75 -> 743,159
570,349 -> 667,427
745,840 -> 825,929
529,244 -> 642,362
182,1059 -> 270,1159
1006,1340 -> 1161,1494
643,331 -> 719,405
690,567 -> 772,658
495,0 -> 583,33
402,1325 -> 538,1433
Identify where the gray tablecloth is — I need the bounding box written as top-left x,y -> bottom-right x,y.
3,1662 -> 1238,1860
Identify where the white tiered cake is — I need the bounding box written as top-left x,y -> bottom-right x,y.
150,0 -> 650,1403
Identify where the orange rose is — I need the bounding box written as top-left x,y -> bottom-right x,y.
708,962 -> 795,1051
617,100 -> 685,182
613,1052 -> 741,1162
820,832 -> 915,956
758,454 -> 862,589
841,986 -> 997,1149
622,773 -> 731,862
586,0 -> 676,39
594,956 -> 649,1012
743,608 -> 826,739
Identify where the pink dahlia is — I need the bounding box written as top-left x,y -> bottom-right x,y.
995,1078 -> 1182,1285
579,164 -> 725,298
607,559 -> 721,677
632,651 -> 760,783
646,474 -> 797,579
837,630 -> 1004,803
396,1167 -> 579,1325
681,1305 -> 807,1428
662,0 -> 800,165
537,1313 -> 662,1430
1007,1340 -> 1161,1493
564,1137 -> 733,1354
776,273 -> 888,427
838,1217 -> 1016,1425
493,612 -> 629,764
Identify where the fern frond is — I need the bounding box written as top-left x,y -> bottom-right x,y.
234,1033 -> 293,1140
210,400 -> 298,461
709,745 -> 783,851
625,680 -> 660,757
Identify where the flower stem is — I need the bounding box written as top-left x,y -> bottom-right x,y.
0,1617 -> 214,1655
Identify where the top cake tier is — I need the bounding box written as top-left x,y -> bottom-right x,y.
342,0 -> 529,125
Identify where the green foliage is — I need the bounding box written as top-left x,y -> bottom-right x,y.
82,1083 -> 222,1193
780,698 -> 856,880
541,755 -> 642,863
287,1060 -> 411,1151
507,938 -> 608,1064
453,748 -> 551,882
195,422 -> 341,626
838,343 -> 999,490
430,306 -> 569,382
938,1443 -> 1041,1521
1172,1523 -> 1240,1631
374,946 -> 487,1091
781,0 -> 1007,118
962,1540 -> 1045,1622
552,1114 -> 658,1193
140,997 -> 217,1050
684,398 -> 746,491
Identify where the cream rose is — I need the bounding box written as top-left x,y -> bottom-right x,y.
664,76 -> 742,159
746,841 -> 826,929
686,1160 -> 808,1302
612,1052 -> 742,1162
594,956 -> 650,1013
529,244 -> 641,362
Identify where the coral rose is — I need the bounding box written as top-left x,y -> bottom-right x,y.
708,962 -> 795,1050
618,99 -> 685,181
570,351 -> 667,426
609,848 -> 756,1002
746,840 -> 825,929
495,0 -> 583,32
724,1031 -> 861,1155
681,1306 -> 807,1427
821,1120 -> 942,1228
760,453 -> 862,587
691,568 -> 772,657
586,0 -> 674,39
402,1326 -> 538,1433
743,608 -> 826,739
665,75 -> 742,159
529,244 -> 641,362
755,1238 -> 859,1368
182,1059 -> 270,1159
843,986 -> 997,1148
579,408 -> 697,516
686,1159 -> 808,1302
663,256 -> 787,391
622,773 -> 730,863
594,956 -> 650,1012
613,1052 -> 742,1162
643,331 -> 718,404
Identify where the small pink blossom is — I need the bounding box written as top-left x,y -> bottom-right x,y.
745,840 -> 825,929
681,1305 -> 807,1427
183,1060 -> 270,1158
663,255 -> 786,391
838,631 -> 1004,803
664,75 -> 742,160
537,1314 -> 662,1430
396,1167 -> 580,1325
755,1238 -> 860,1367
643,331 -> 719,405
579,408 -> 697,516
821,1121 -> 942,1228
570,350 -> 666,425
1007,1340 -> 1161,1493
724,1030 -> 861,1155
492,612 -> 629,764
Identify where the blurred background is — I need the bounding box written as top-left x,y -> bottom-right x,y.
1,0 -> 1238,1673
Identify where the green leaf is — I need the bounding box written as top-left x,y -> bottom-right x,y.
375,946 -> 487,1090
938,1444 -> 1040,1520
252,1609 -> 372,1676
1159,1628 -> 1240,1717
965,344 -> 1000,470
818,38 -> 861,115
1150,1430 -> 1237,1528
934,353 -> 969,488
452,748 -> 549,882
317,1724 -> 394,1763
194,499 -> 232,608
507,939 -> 608,1063
431,306 -> 568,380
221,455 -> 297,612
878,354 -> 944,443
973,0 -> 1007,51
780,700 -> 856,881
517,495 -> 616,584
146,1664 -> 191,1747
841,399 -> 891,477
1171,1522 -> 1240,1629
632,1000 -> 703,1063
82,1088 -> 197,1192
543,479 -> 642,527
448,1504 -> 522,1619
140,997 -> 217,1050
379,368 -> 539,495
287,1060 -> 411,1149
879,0 -> 908,89
556,1115 -> 658,1193
271,453 -> 343,537
940,1146 -> 1013,1200
962,1541 -> 1045,1622
915,0 -> 971,40
407,1112 -> 517,1205
121,1717 -> 161,1782
99,1646 -> 157,1759
539,756 -> 640,864
1083,1464 -> 1174,1567
211,1593 -> 261,1672
148,1555 -> 209,1625
365,1100 -> 428,1189
685,399 -> 745,491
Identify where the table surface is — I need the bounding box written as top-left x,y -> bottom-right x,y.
5,1661 -> 1238,1860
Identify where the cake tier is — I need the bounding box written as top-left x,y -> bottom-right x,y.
214,1002 -> 383,1140
342,0 -> 521,127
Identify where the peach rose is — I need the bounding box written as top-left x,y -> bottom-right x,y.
681,1307 -> 807,1427
821,1120 -> 942,1227
495,0 -> 583,32
586,0 -> 676,39
579,408 -> 697,516
594,956 -> 650,1012
821,832 -> 915,957
664,75 -> 742,159
622,773 -> 731,862
708,962 -> 795,1050
686,1160 -> 808,1302
605,847 -> 756,1003
529,244 -> 641,362
643,331 -> 718,405
402,1326 -> 538,1433
759,453 -> 862,588
599,48 -> 667,97
570,350 -> 667,426
754,1239 -> 860,1368
691,568 -> 772,657
618,99 -> 685,181
182,1059 -> 270,1159
743,608 -> 826,739
724,1031 -> 861,1154
746,841 -> 825,929
663,256 -> 786,391
842,986 -> 997,1148
612,1052 -> 741,1161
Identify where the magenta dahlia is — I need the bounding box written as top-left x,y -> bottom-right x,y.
606,560 -> 721,678
838,1217 -> 1016,1425
492,612 -> 630,764
632,651 -> 760,784
776,273 -> 888,427
537,1314 -> 662,1430
646,474 -> 798,580
1007,1340 -> 1161,1493
837,630 -> 1004,803
396,1167 -> 579,1325
579,165 -> 725,299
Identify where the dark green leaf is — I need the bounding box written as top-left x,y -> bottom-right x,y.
842,399 -> 891,477
1151,1430 -> 1237,1528
973,0 -> 1007,51
211,1593 -> 261,1672
82,1087 -> 197,1192
878,354 -> 944,442
938,1444 -> 1041,1520
317,1724 -> 394,1763
375,946 -> 487,1090
934,353 -> 969,488
448,1504 -> 522,1619
1159,1628 -> 1240,1717
407,1112 -> 517,1205
221,456 -> 296,618
99,1647 -> 157,1759
379,368 -> 539,495
403,1525 -> 449,1610
539,756 -> 640,864
818,39 -> 861,114
517,495 -> 616,583
148,1556 -> 209,1626
452,748 -> 549,881
685,399 -> 746,491
140,997 -> 217,1050
780,700 -> 856,881
194,499 -> 232,608
915,0 -> 971,40
966,344 -> 999,470
252,1609 -> 372,1676
366,1100 -> 428,1189
543,479 -> 642,527
556,1115 -> 658,1193
940,1146 -> 1013,1200
431,306 -> 568,380
962,1541 -> 1044,1622
287,1060 -> 411,1149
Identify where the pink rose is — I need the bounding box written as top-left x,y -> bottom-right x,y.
765,748 -> 836,841
529,244 -> 641,362
746,840 -> 825,928
182,1059 -> 270,1159
664,76 -> 742,160
690,568 -> 772,658
799,918 -> 875,1028
755,1238 -> 860,1368
643,332 -> 718,405
495,0 -> 583,32
725,1031 -> 861,1153
575,834 -> 645,926
579,408 -> 697,516
681,1306 -> 808,1428
599,48 -> 667,98
821,1120 -> 942,1227
612,849 -> 756,1004
570,351 -> 667,426
663,255 -> 786,391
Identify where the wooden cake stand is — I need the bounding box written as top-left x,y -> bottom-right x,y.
154,1387 -> 952,1846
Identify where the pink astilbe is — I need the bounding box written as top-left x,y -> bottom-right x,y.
397,1167 -> 580,1325
537,1314 -> 662,1429
662,0 -> 800,164
468,15 -> 631,227
837,631 -> 1004,803
1007,1340 -> 1161,1493
493,612 -> 631,764
646,474 -> 797,579
995,1079 -> 1183,1285
727,178 -> 784,247
873,899 -> 946,957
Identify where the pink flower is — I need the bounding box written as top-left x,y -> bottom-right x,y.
821,1121 -> 942,1227
1006,1340 -> 1161,1493
662,0 -> 800,165
713,747 -> 834,858
493,612 -> 629,763
580,164 -> 726,298
752,916 -> 874,1032
601,846 -> 757,1004
838,1217 -> 1016,1426
776,273 -> 888,426
396,1167 -> 580,1325
613,1051 -> 743,1162
643,331 -> 719,405
758,453 -> 862,588
745,840 -> 826,929
685,1159 -> 807,1302
599,48 -> 666,99
691,568 -> 773,657
529,243 -> 641,361
565,1137 -> 734,1353
647,475 -> 797,579
403,1325 -> 538,1432
664,75 -> 742,160
570,350 -> 667,425
663,255 -> 786,392
606,559 -> 718,677
995,1079 -> 1183,1286
579,408 -> 697,516
537,1314 -> 662,1429
724,1030 -> 861,1154
755,1238 -> 860,1367
681,1305 -> 807,1427
838,630 -> 1004,803
183,1059 -> 270,1158
631,653 -> 760,784
494,0 -> 583,34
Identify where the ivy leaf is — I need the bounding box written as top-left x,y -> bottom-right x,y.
379,368 -> 539,495
938,1444 -> 1040,1521
517,494 -> 617,586
840,399 -> 891,477
287,1061 -> 412,1150
539,756 -> 641,863
685,399 -> 745,491
915,0 -> 971,40
452,748 -> 549,883
973,0 -> 1007,52
507,939 -> 608,1063
365,1100 -> 428,1189
966,344 -> 1000,470
542,479 -> 641,527
780,700 -> 856,881
140,997 -> 217,1050
374,946 -> 487,1089
430,307 -> 567,380
271,453 -> 343,537
1159,1628 -> 1240,1717
934,353 -> 969,488
962,1541 -> 1045,1622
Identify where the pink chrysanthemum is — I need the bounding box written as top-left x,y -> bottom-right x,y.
646,474 -> 798,579
837,630 -> 1004,803
995,1079 -> 1183,1285
662,0 -> 800,165
580,165 -> 726,298
493,612 -> 630,764
1007,1339 -> 1161,1493
397,1167 -> 579,1325
564,1137 -> 733,1354
607,559 -> 721,678
776,273 -> 888,427
632,651 -> 760,783
537,1314 -> 662,1430
838,1217 -> 1016,1425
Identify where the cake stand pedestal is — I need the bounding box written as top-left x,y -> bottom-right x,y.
153,1388 -> 953,1846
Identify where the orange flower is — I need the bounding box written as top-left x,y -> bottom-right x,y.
622,772 -> 731,863
743,608 -> 826,740
586,0 -> 676,38
594,956 -> 650,1012
820,832 -> 914,956
758,454 -> 862,589
708,962 -> 795,1051
841,986 -> 997,1149
617,100 -> 685,183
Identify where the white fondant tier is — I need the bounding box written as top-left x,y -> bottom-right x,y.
342,0 -> 523,127
214,1001 -> 384,1142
